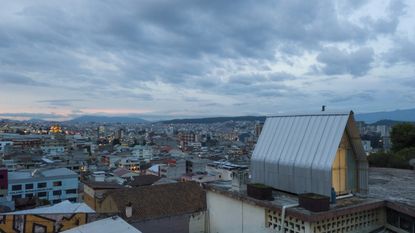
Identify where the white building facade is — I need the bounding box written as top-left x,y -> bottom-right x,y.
7,168 -> 79,204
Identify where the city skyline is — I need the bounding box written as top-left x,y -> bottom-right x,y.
1,0 -> 415,121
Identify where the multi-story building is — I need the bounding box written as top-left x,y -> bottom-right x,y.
0,141 -> 13,154
41,145 -> 66,155
11,138 -> 42,150
1,160 -> 17,172
6,167 -> 79,204
159,159 -> 186,179
255,122 -> 264,138
132,145 -> 153,161
42,134 -> 70,154
362,140 -> 373,154
178,131 -> 196,149
185,158 -> 209,174
116,157 -> 140,172
206,161 -> 248,181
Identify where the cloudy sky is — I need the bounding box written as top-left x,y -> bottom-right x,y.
0,0 -> 414,120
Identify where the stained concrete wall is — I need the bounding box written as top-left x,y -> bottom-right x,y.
207,191 -> 269,233
189,211 -> 206,233
131,212 -> 206,233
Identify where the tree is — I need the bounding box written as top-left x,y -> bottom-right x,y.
389,147 -> 415,169
390,123 -> 415,152
367,152 -> 390,167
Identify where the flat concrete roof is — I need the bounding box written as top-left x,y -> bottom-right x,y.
368,167 -> 415,207
8,168 -> 78,183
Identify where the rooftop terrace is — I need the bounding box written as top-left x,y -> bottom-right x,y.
206,167 -> 415,221
368,167 -> 415,205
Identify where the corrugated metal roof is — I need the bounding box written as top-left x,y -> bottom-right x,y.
3,200 -> 95,215
251,111 -> 368,197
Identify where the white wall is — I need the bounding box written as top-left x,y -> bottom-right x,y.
207,191 -> 270,233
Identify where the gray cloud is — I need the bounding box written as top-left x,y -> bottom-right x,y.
0,71 -> 45,86
315,47 -> 374,76
323,91 -> 376,103
0,0 -> 412,118
37,99 -> 84,107
385,38 -> 415,64
0,112 -> 65,120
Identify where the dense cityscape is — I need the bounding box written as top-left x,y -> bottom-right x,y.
0,112 -> 414,232
1,0 -> 415,232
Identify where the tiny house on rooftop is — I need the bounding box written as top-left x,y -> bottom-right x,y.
251,111 -> 368,197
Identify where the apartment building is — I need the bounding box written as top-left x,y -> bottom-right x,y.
6,167 -> 79,204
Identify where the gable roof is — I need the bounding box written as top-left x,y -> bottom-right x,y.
251,111 -> 368,196
113,167 -> 133,177
61,216 -> 141,233
125,175 -> 161,187
106,182 -> 206,221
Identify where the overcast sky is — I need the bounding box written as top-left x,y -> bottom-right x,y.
0,0 -> 414,120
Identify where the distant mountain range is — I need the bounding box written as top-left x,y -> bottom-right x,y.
67,115 -> 148,124
159,108 -> 415,124
355,108 -> 415,123
366,119 -> 410,126
2,108 -> 415,124
160,116 -> 266,124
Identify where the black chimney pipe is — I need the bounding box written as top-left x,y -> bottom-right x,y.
322,105 -> 326,111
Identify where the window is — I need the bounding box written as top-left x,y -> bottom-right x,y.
25,183 -> 34,190
12,185 -> 22,191
37,192 -> 47,197
37,182 -> 47,188
26,193 -> 33,198
53,181 -> 62,187
12,194 -> 21,200
52,199 -> 61,204
68,198 -> 77,202
66,189 -> 77,194
53,190 -> 62,196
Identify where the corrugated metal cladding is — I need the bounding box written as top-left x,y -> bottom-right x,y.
251,111 -> 368,197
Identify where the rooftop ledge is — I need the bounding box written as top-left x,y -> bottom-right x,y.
204,184 -> 390,222
204,167 -> 415,221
